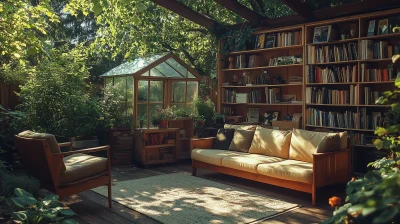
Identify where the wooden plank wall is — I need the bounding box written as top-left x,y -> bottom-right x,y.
0,82 -> 19,110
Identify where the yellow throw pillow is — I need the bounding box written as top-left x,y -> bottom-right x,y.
228,130 -> 255,153
248,126 -> 292,159
289,129 -> 339,163
223,124 -> 257,131
338,131 -> 348,150
316,135 -> 340,153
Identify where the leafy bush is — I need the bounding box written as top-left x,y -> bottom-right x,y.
0,105 -> 26,140
172,106 -> 191,118
8,188 -> 77,224
99,82 -> 127,129
193,97 -> 216,126
151,106 -> 174,126
18,46 -> 102,137
0,171 -> 40,198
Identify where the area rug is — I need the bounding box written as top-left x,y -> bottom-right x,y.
92,173 -> 299,224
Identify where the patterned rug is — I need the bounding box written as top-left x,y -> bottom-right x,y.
92,172 -> 299,224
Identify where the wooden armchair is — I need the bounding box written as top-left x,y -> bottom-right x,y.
15,131 -> 112,208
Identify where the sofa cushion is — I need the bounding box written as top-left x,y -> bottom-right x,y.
289,129 -> 340,163
248,126 -> 292,159
18,130 -> 66,173
339,131 -> 348,150
316,135 -> 340,153
224,124 -> 257,131
60,153 -> 108,184
213,128 -> 235,150
228,130 -> 255,153
191,149 -> 244,166
257,160 -> 313,184
222,154 -> 284,173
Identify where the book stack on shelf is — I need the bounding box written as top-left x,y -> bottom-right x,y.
307,43 -> 358,63
362,87 -> 382,105
360,40 -> 392,60
361,64 -> 393,81
255,30 -> 302,49
224,89 -> 236,103
265,88 -> 281,104
307,65 -> 357,83
305,86 -> 357,105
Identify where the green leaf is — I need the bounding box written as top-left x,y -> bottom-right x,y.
11,196 -> 38,208
373,206 -> 399,224
59,208 -> 76,216
62,219 -> 79,224
347,204 -> 364,214
395,76 -> 400,88
14,188 -> 34,198
92,0 -> 102,16
362,206 -> 377,216
374,139 -> 384,150
44,194 -> 59,201
42,209 -> 58,219
11,211 -> 28,221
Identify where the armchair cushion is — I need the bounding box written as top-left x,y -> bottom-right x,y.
213,128 -> 235,150
18,130 -> 66,172
289,129 -> 340,163
60,153 -> 107,184
248,126 -> 292,159
228,130 -> 255,153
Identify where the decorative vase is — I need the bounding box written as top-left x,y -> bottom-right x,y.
228,56 -> 234,69
159,120 -> 168,128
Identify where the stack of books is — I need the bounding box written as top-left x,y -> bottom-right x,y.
307,65 -> 357,83
360,40 -> 392,60
307,43 -> 358,64
361,64 -> 393,81
306,86 -> 357,104
265,88 -> 281,104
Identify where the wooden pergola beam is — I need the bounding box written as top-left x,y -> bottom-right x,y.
151,0 -> 218,30
279,0 -> 314,20
214,0 -> 265,26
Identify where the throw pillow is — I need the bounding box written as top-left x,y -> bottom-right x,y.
213,128 -> 235,150
289,129 -> 339,163
248,126 -> 292,159
223,124 -> 257,131
338,131 -> 348,150
228,130 -> 255,153
316,134 -> 340,153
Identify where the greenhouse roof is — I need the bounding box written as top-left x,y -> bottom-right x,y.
100,52 -> 200,79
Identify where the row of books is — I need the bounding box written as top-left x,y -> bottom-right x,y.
255,31 -> 303,49
224,90 -> 237,103
307,65 -> 357,83
265,88 -> 281,104
362,87 -> 382,105
250,90 -> 263,103
306,43 -> 358,64
305,86 -> 357,105
360,40 -> 392,60
306,108 -> 384,130
350,133 -> 375,146
360,64 -> 393,82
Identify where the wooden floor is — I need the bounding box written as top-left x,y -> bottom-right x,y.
64,160 -> 345,224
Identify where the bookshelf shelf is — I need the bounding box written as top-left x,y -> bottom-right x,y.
306,82 -> 358,85
359,58 -> 392,63
359,32 -> 400,40
308,60 -> 359,65
227,45 -> 303,55
221,64 -> 303,71
222,84 -> 303,88
305,125 -> 375,132
306,104 -> 357,107
222,102 -> 302,106
358,81 -> 395,84
306,38 -> 360,46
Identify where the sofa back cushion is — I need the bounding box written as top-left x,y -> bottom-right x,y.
224,124 -> 256,131
228,130 -> 255,153
289,129 -> 340,163
316,135 -> 340,153
213,128 -> 235,150
248,126 -> 292,159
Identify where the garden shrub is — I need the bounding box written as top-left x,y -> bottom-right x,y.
0,171 -> 40,198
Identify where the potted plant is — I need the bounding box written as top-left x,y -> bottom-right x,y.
151,106 -> 174,128
193,97 -> 216,127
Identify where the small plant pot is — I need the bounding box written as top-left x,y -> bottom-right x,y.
159,120 -> 168,128
341,34 -> 346,40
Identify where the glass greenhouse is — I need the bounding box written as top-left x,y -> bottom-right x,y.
101,52 -> 200,128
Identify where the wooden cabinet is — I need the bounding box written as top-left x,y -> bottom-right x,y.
133,128 -> 179,166
110,129 -> 134,166
167,118 -> 193,159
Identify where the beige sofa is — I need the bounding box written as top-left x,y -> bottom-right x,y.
190,125 -> 350,205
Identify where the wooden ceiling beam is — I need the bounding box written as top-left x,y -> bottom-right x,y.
151,0 -> 218,30
213,0 -> 265,26
279,0 -> 314,20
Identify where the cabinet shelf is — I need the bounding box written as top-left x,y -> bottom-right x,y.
306,38 -> 360,46
227,45 -> 303,55
221,64 -> 302,71
144,144 -> 175,149
360,32 -> 400,40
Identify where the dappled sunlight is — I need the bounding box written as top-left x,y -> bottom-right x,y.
93,173 -> 298,223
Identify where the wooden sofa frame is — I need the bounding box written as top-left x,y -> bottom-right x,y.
190,137 -> 351,206
15,136 -> 112,208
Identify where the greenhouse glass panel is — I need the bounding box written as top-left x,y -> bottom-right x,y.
187,71 -> 196,78
127,77 -> 134,116
141,71 -> 149,76
137,104 -> 148,128
172,82 -> 186,103
153,62 -> 184,77
150,68 -> 165,77
138,80 -> 148,102
166,58 -> 187,76
187,81 -> 198,103
105,78 -> 113,89
149,81 -> 164,102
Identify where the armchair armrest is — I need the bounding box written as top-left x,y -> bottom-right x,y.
58,145 -> 110,156
190,137 -> 216,151
58,142 -> 73,151
312,149 -> 350,187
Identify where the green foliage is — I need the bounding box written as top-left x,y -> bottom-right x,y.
324,58 -> 400,223
18,46 -> 102,137
100,83 -> 128,129
0,171 -> 40,198
0,105 -> 26,140
8,188 -> 77,224
193,97 -> 216,126
220,25 -> 256,54
172,106 -> 191,118
150,106 -> 174,126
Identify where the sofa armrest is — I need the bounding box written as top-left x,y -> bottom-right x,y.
190,137 -> 216,151
312,149 -> 351,187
